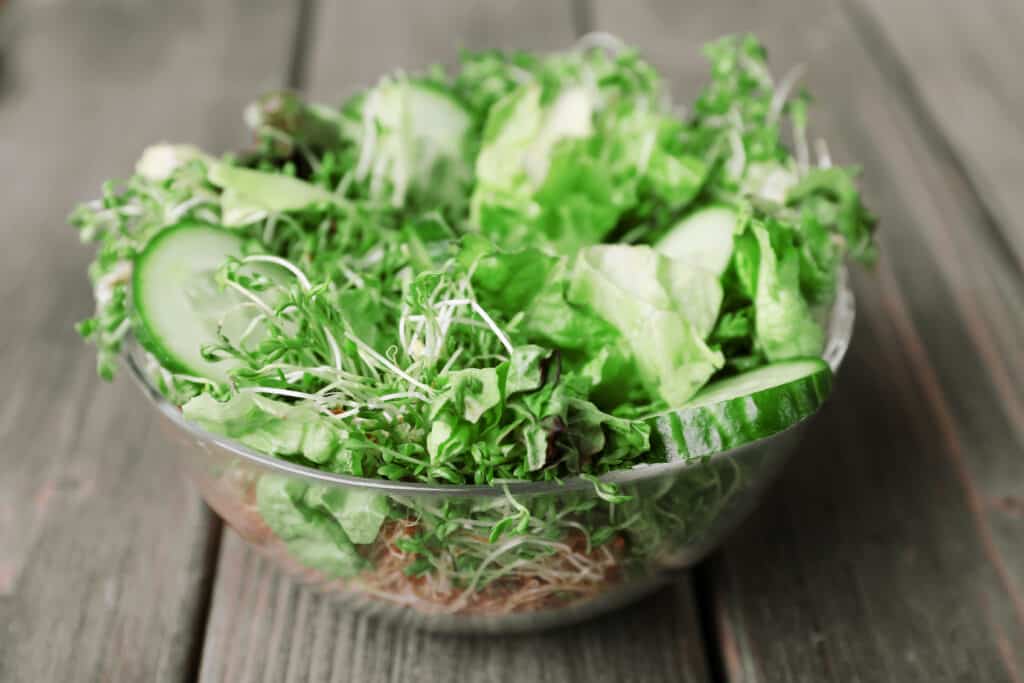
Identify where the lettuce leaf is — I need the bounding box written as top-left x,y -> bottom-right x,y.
256,475 -> 367,578
568,245 -> 724,406
208,162 -> 341,226
469,48 -> 706,254
303,486 -> 389,545
750,222 -> 824,360
182,392 -> 338,464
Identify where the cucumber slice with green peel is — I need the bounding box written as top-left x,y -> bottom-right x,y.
649,358 -> 833,459
656,205 -> 738,275
132,222 -> 270,383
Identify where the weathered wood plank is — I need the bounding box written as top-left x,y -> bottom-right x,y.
198,3 -> 711,681
304,0 -> 589,100
200,533 -> 708,683
589,1 -> 1024,681
0,1 -> 297,681
840,0 -> 1024,272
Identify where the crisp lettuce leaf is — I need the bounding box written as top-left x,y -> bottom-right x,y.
441,366 -> 505,424
568,245 -> 724,406
750,222 -> 824,360
470,47 -> 706,254
506,345 -> 548,394
182,393 -> 338,464
304,486 -> 389,545
208,162 -> 340,226
564,398 -> 650,468
460,235 -> 558,316
470,82 -> 599,250
256,475 -> 367,578
462,239 -> 620,351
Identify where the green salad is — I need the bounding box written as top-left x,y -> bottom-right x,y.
73,35 -> 875,613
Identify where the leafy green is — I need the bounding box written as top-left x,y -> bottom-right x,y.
72,34 -> 880,603
568,245 -> 724,406
207,162 -> 341,226
304,486 -> 389,544
74,34 -> 878,482
750,221 -> 824,360
469,46 -> 706,254
256,475 -> 367,577
183,393 -> 339,463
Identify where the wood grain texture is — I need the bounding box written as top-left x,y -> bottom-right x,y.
840,0 -> 1024,272
199,533 -> 708,683
304,0 -> 590,101
0,1 -> 297,681
589,0 -> 1024,681
197,3 -> 712,681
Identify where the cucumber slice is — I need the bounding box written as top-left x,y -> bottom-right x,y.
656,205 -> 737,275
650,358 -> 832,459
132,222 -> 263,383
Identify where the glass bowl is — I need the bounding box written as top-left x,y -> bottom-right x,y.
126,273 -> 854,634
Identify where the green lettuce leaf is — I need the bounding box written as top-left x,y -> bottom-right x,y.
256,475 -> 367,578
208,162 -> 340,226
444,366 -> 505,424
304,486 -> 389,545
506,345 -> 548,394
469,47 -> 704,253
568,244 -> 724,406
182,393 -> 338,464
750,222 -> 824,360
470,82 -> 600,250
786,166 -> 878,265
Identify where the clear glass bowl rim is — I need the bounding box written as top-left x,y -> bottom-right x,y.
126,269 -> 854,499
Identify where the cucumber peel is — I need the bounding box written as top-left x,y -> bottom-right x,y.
649,358 -> 833,460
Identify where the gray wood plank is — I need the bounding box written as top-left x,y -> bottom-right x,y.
198,3 -> 712,682
589,1 -> 1024,681
0,1 -> 298,681
200,533 -> 708,683
304,0 -> 589,101
840,0 -> 1024,272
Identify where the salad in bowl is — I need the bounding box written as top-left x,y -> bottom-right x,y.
72,34 -> 875,631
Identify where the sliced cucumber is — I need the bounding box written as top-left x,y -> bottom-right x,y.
656,205 -> 738,275
649,358 -> 832,459
132,222 -> 264,383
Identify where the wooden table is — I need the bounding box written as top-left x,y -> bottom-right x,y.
2,1 -> 1021,680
